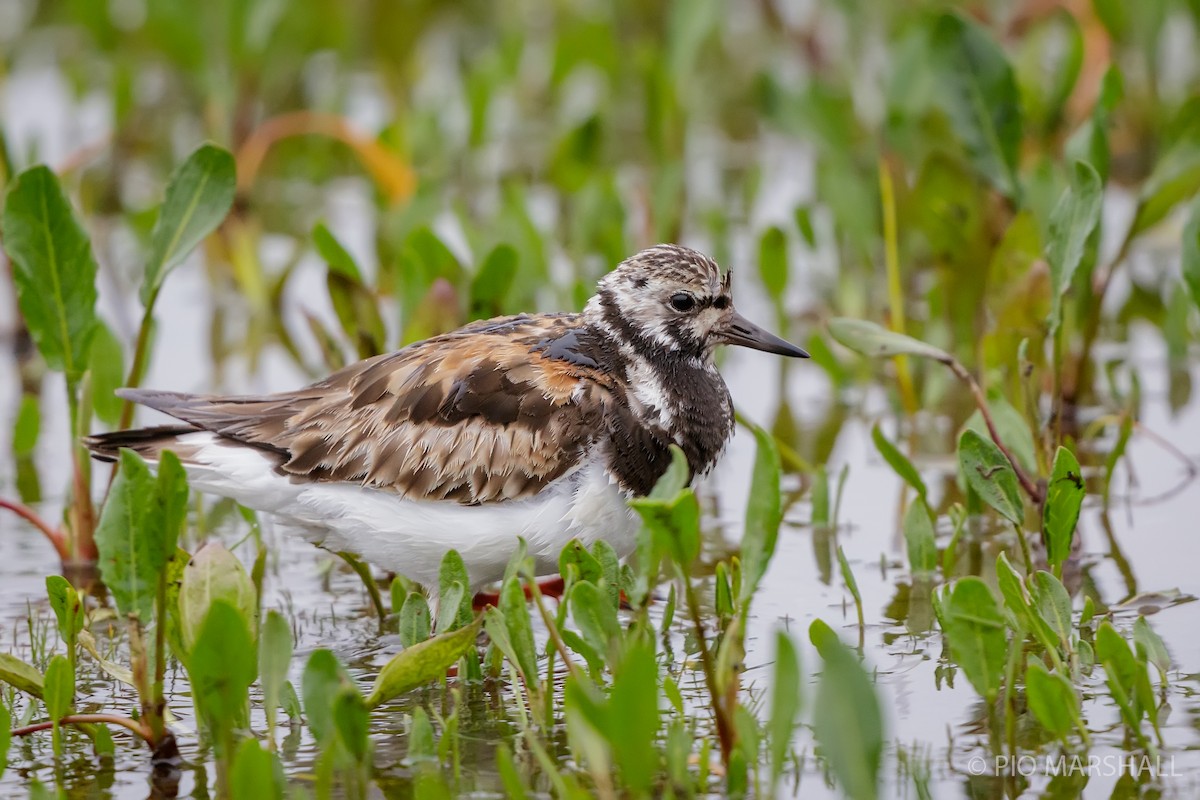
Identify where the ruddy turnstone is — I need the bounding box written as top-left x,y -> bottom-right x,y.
86,244 -> 808,590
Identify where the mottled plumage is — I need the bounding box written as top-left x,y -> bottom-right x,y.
86,244 -> 807,587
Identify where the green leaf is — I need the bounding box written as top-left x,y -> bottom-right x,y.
43,655 -> 73,723
929,12 -> 1023,199
94,449 -> 166,621
399,592 -> 432,647
88,320 -> 125,426
902,500 -> 938,576
1131,101 -> 1200,236
828,318 -> 953,364
940,578 -> 1007,702
1,166 -> 98,381
365,617 -> 482,708
1133,617 -> 1170,683
437,550 -> 472,632
1095,621 -> 1145,729
178,540 -> 256,651
407,706 -> 436,760
45,575 -> 83,648
809,620 -> 883,800
630,487 -> 701,568
302,649 -> 352,745
312,222 -> 362,281
333,688 -> 370,763
0,700 -> 10,780
189,600 -> 256,746
231,739 -> 284,800
768,631 -> 802,791
259,610 -> 293,737
141,144 -> 236,304
608,641 -> 660,794
569,581 -> 621,662
12,394 -> 40,457
1182,194 -> 1200,315
0,652 -> 45,698
995,553 -> 1058,652
957,429 -> 1024,525
1031,570 -> 1073,649
871,424 -> 926,499
962,394 -> 1038,476
1046,161 -> 1103,334
1065,66 -> 1123,183
469,243 -> 518,318
498,575 -> 539,684
1025,661 -> 1079,739
1043,447 -> 1084,571
739,423 -> 782,606
757,226 -> 788,300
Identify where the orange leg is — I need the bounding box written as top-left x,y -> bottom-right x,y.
472,575 -> 567,609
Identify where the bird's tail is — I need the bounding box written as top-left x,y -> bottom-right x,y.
83,425 -> 200,463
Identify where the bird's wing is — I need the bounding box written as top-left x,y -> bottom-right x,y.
119,314 -> 623,504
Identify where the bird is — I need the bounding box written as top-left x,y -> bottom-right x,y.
85,244 -> 808,591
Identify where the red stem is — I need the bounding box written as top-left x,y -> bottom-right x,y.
0,498 -> 68,561
10,713 -> 152,744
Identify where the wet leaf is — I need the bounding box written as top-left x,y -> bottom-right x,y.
45,576 -> 83,661
1046,161 -> 1103,334
739,422 -> 782,605
399,592 -> 432,647
902,500 -> 938,576
179,540 -> 256,651
1031,571 -> 1073,650
929,12 -> 1022,198
0,652 -> 45,698
957,429 -> 1024,525
332,688 -> 370,763
142,143 -> 236,304
0,701 -> 9,780
569,580 -> 621,663
962,394 -> 1038,475
259,610 -> 293,737
1025,661 -> 1078,739
497,576 -> 539,685
828,318 -> 953,364
189,600 -> 256,740
940,578 -> 1006,702
302,649 -> 352,745
608,641 -> 660,794
995,553 -> 1057,651
437,550 -> 472,632
1096,621 -> 1146,729
768,631 -> 802,791
1,166 -> 98,382
231,739 -> 284,800
43,655 -> 73,724
365,617 -> 482,708
1133,617 -> 1170,684
809,619 -> 882,800
94,450 -> 169,622
407,706 -> 436,760
1043,447 -> 1084,572
871,424 -> 926,499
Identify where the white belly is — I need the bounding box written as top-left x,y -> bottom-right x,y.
167,432 -> 639,589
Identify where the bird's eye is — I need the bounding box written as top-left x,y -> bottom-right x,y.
713,296 -> 730,310
669,293 -> 696,312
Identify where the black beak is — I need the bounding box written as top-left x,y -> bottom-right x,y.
721,310 -> 809,358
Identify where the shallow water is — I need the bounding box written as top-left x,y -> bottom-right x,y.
3,247 -> 1199,797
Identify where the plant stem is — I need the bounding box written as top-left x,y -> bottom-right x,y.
117,296 -> 159,432
0,499 -> 67,560
11,714 -> 152,744
946,360 -> 1043,504
878,157 -> 918,415
681,571 -> 735,765
528,582 -> 584,683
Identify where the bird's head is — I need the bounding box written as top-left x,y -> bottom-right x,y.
586,244 -> 809,362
